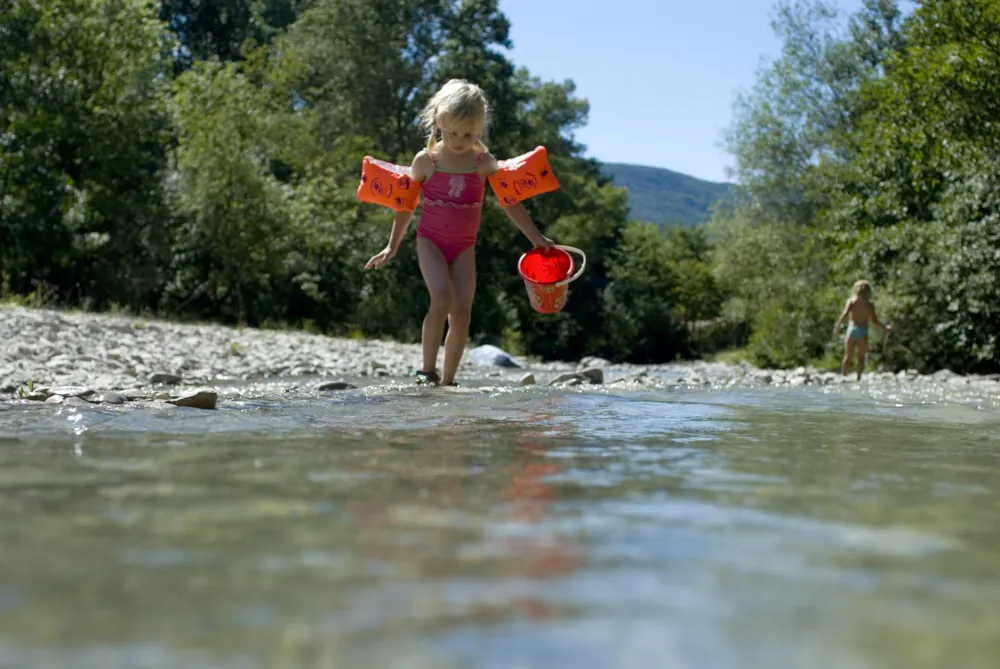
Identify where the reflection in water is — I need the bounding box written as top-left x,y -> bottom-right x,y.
0,384 -> 999,668
499,428 -> 584,620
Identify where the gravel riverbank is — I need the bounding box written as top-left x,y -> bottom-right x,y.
2,304 -> 998,410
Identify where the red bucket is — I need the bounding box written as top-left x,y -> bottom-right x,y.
517,245 -> 587,314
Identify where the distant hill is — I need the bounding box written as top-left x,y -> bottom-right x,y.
601,163 -> 733,227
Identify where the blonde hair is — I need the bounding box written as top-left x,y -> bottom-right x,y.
851,280 -> 872,300
419,79 -> 489,153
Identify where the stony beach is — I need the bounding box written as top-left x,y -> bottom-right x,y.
2,304 -> 998,410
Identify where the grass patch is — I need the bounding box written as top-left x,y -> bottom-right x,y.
706,347 -> 754,366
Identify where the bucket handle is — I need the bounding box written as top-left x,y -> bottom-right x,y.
554,245 -> 586,286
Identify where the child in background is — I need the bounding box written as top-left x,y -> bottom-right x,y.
365,79 -> 554,386
833,280 -> 892,380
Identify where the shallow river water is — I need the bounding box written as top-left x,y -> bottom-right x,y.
1,375 -> 999,668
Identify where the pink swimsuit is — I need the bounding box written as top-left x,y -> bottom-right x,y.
416,152 -> 486,264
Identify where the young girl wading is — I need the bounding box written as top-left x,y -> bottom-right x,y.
833,280 -> 892,380
365,79 -> 555,386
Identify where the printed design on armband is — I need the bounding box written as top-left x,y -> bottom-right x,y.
370,178 -> 393,200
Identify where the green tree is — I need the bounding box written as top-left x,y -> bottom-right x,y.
160,0 -> 308,67
0,0 -> 173,307
711,0 -> 908,368
166,61 -> 296,322
601,222 -> 688,362
829,0 -> 1000,372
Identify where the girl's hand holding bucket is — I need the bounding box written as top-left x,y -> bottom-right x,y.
531,234 -> 555,252
517,245 -> 587,314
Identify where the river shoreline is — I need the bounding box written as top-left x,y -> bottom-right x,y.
2,304 -> 998,409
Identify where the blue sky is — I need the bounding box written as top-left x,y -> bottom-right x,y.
499,0 -> 865,183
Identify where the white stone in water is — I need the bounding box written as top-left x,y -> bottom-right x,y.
579,356 -> 611,369
96,391 -> 126,405
47,386 -> 96,399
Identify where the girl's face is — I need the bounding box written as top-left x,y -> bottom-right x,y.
437,117 -> 481,154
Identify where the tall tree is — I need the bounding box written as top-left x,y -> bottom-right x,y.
0,0 -> 174,306
725,0 -> 905,225
160,0 -> 308,67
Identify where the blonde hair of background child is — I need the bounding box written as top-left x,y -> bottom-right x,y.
419,79 -> 490,153
851,279 -> 872,300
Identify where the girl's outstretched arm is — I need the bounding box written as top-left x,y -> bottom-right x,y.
870,304 -> 892,332
478,152 -> 553,250
365,153 -> 432,269
833,299 -> 851,336
366,210 -> 414,269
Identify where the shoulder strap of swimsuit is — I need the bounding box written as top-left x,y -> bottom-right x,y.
422,150 -> 437,179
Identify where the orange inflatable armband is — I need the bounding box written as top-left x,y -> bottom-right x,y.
488,146 -> 559,206
356,157 -> 422,212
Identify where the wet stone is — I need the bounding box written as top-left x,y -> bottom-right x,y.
167,389 -> 218,410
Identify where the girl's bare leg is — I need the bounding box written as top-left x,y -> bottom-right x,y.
440,246 -> 476,385
416,237 -> 453,377
856,338 -> 868,380
841,337 -> 856,376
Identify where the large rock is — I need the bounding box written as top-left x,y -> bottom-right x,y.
468,345 -> 522,368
